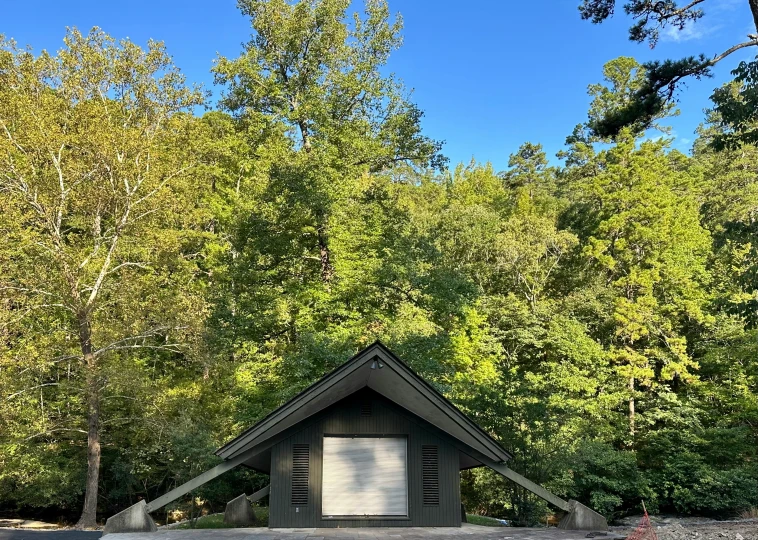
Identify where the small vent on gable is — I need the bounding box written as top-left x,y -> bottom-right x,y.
422,445 -> 439,506
291,444 -> 309,506
360,402 -> 372,417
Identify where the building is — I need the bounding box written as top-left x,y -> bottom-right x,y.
103,342 -> 607,534
215,342 -> 510,528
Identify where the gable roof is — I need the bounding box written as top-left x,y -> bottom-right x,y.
215,341 -> 512,463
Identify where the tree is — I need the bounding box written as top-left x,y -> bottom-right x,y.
569,131 -> 711,439
709,58 -> 758,149
577,0 -> 758,137
0,29 -> 206,527
500,142 -> 557,198
205,0 -> 449,412
587,57 -> 678,140
213,0 -> 445,283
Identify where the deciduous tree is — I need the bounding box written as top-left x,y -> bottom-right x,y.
0,29 -> 206,527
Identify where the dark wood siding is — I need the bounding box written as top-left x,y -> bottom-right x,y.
269,388 -> 462,528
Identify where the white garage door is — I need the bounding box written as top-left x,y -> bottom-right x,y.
322,436 -> 408,516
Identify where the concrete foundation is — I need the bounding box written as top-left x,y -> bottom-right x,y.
102,500 -> 157,536
557,499 -> 608,531
224,493 -> 257,527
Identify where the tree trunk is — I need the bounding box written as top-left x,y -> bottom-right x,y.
317,223 -> 333,283
628,376 -> 635,438
750,0 -> 758,33
298,120 -> 312,153
75,312 -> 101,529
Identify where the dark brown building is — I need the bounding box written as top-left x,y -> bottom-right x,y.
215,342 -> 512,528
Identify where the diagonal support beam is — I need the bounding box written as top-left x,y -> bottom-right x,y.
478,457 -> 570,512
246,484 -> 270,503
145,452 -> 252,513
480,457 -> 607,531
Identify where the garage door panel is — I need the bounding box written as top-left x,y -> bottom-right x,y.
322,437 -> 408,516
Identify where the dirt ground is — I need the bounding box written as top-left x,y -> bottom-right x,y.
611,518 -> 758,540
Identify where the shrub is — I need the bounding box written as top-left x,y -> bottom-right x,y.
559,440 -> 652,520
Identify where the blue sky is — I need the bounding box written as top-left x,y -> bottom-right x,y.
2,0 -> 755,170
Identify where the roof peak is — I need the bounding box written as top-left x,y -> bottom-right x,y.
215,342 -> 512,463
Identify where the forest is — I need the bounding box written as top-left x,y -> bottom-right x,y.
1,0 -> 757,529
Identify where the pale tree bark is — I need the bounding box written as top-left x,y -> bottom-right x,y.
629,376 -> 635,438
298,120 -> 312,153
75,312 -> 100,529
3,115 -> 171,530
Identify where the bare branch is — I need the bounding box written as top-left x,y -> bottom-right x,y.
97,343 -> 184,355
132,166 -> 193,207
85,203 -> 131,309
708,38 -> 758,66
654,0 -> 705,21
0,286 -> 59,298
105,261 -> 150,275
16,355 -> 82,377
6,383 -> 62,401
92,326 -> 187,357
25,428 -> 88,440
0,120 -> 27,154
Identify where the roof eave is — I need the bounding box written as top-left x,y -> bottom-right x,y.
215,341 -> 512,463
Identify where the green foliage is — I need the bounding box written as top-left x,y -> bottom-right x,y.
174,508 -> 270,528
177,514 -> 235,529
585,57 -> 679,139
639,429 -> 758,514
577,1 -> 758,138
579,0 -> 704,47
558,441 -> 651,519
1,1 -> 758,526
587,56 -> 713,139
710,58 -> 758,149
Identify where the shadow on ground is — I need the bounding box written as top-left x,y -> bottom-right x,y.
0,531 -> 101,540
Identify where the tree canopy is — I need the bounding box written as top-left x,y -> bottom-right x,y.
1,0 -> 757,528
577,0 -> 758,138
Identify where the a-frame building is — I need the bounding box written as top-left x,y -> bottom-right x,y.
103,342 -> 607,534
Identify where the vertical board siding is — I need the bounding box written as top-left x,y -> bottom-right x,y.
269,388 -> 461,528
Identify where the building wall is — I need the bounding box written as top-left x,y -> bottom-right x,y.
268,388 -> 462,528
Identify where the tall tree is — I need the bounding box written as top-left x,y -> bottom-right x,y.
0,29 -> 206,527
570,132 -> 711,438
206,0 -> 448,408
577,0 -> 758,137
586,57 -> 678,140
213,0 -> 445,283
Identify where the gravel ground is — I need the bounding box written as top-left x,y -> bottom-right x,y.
1,518 -> 755,540
611,519 -> 758,540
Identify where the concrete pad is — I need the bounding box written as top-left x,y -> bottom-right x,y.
557,500 -> 608,531
75,523 -> 621,540
102,500 -> 157,536
223,494 -> 257,527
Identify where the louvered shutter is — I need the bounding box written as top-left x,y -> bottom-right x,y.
322,437 -> 407,516
360,402 -> 372,416
291,444 -> 309,506
422,445 -> 439,506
